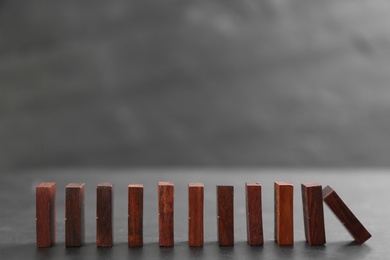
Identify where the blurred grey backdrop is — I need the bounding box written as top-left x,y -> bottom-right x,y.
2,0 -> 390,171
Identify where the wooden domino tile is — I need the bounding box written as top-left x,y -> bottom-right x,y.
128,184 -> 144,247
65,183 -> 85,247
323,186 -> 371,244
301,183 -> 326,246
246,182 -> 263,246
274,182 -> 294,246
217,185 -> 234,246
188,183 -> 204,247
158,182 -> 174,247
96,183 -> 113,247
36,182 -> 56,248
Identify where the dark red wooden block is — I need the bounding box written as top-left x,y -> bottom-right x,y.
96,183 -> 113,247
188,183 -> 204,247
217,185 -> 234,246
301,183 -> 326,246
158,182 -> 174,247
36,182 -> 56,248
274,182 -> 294,246
246,182 -> 263,246
323,186 -> 371,244
128,184 -> 144,247
65,183 -> 85,247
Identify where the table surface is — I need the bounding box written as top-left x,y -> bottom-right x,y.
0,169 -> 388,259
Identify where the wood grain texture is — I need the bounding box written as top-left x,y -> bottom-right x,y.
158,182 -> 174,247
301,183 -> 326,246
323,186 -> 371,244
36,182 -> 56,248
128,184 -> 143,247
274,182 -> 294,246
96,183 -> 113,247
65,183 -> 85,247
188,183 -> 204,247
246,182 -> 263,246
217,185 -> 234,246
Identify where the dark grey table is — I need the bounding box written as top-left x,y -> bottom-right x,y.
0,169 -> 387,259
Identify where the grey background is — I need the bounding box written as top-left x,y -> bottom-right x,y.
2,0 -> 390,171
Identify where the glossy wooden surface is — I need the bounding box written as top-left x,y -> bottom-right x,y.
158,182 -> 174,247
246,182 -> 263,246
323,186 -> 371,244
128,184 -> 144,247
1,170 -> 387,260
65,183 -> 85,247
217,185 -> 234,246
188,183 -> 204,247
96,183 -> 113,247
36,182 -> 56,248
274,182 -> 294,246
301,183 -> 326,246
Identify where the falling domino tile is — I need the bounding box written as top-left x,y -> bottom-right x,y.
158,182 -> 174,247
323,186 -> 371,244
65,183 -> 85,247
96,183 -> 113,247
128,184 -> 144,247
301,183 -> 326,246
36,182 -> 56,248
217,185 -> 234,246
188,183 -> 204,247
246,182 -> 264,246
274,182 -> 294,246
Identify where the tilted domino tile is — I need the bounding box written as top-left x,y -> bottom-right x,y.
302,183 -> 326,246
323,186 -> 371,244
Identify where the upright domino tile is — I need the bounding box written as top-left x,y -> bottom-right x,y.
96,183 -> 113,247
274,182 -> 294,246
65,183 -> 85,247
36,182 -> 56,248
323,186 -> 371,244
158,182 -> 174,247
301,183 -> 326,246
246,182 -> 263,246
128,184 -> 144,247
217,185 -> 234,246
188,183 -> 204,247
